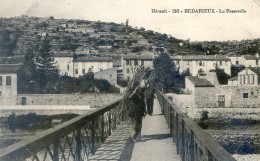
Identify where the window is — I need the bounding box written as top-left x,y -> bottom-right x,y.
236,61 -> 239,65
75,69 -> 78,74
243,75 -> 246,84
187,61 -> 189,65
203,62 -> 205,67
248,75 -> 250,85
252,75 -> 255,84
100,68 -> 103,71
127,76 -> 130,81
6,76 -> 11,86
257,60 -> 259,65
134,60 -> 138,66
67,65 -> 69,70
141,60 -> 144,66
243,93 -> 248,98
199,61 -> 202,66
127,68 -> 130,74
126,60 -> 129,65
220,61 -> 222,65
82,69 -> 85,74
0,76 -> 2,86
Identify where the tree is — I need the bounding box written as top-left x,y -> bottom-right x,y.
152,52 -> 177,91
18,47 -> 41,94
35,38 -> 58,93
210,67 -> 230,85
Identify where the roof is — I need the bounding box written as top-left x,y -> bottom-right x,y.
244,55 -> 260,60
74,56 -> 113,62
0,64 -> 22,73
247,67 -> 260,77
123,54 -> 154,60
171,55 -> 230,61
186,76 -> 215,87
53,51 -> 73,57
228,76 -> 238,81
113,60 -> 122,67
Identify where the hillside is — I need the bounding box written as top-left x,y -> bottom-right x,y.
0,15 -> 260,63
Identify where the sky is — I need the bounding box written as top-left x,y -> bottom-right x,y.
1,0 -> 260,41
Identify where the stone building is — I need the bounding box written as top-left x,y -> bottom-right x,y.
94,68 -> 117,85
0,64 -> 21,105
185,67 -> 260,108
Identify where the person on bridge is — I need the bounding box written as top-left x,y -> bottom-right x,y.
129,78 -> 148,142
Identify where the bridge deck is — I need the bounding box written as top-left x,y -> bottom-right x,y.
89,97 -> 180,161
130,97 -> 180,161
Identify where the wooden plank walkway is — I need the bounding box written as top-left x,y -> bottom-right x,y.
130,97 -> 180,161
88,97 -> 180,161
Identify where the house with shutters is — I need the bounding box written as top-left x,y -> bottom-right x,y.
0,64 -> 21,105
122,53 -> 154,81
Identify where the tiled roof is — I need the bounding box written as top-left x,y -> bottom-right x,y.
184,55 -> 230,61
113,60 -> 122,67
170,56 -> 182,60
123,55 -> 154,60
171,55 -> 230,61
53,51 -> 73,57
75,56 -> 113,62
187,76 -> 215,87
248,67 -> 260,77
228,76 -> 238,81
244,55 -> 260,60
0,64 -> 22,73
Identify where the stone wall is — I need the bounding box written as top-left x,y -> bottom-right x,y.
230,86 -> 260,108
193,85 -> 260,108
16,93 -> 123,107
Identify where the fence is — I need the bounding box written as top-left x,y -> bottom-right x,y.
0,99 -> 125,161
156,90 -> 236,161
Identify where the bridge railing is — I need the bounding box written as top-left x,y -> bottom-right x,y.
156,90 -> 236,161
0,99 -> 125,161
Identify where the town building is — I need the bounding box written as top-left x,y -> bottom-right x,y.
171,55 -> 231,76
73,56 -> 113,77
185,67 -> 260,108
0,64 -> 21,105
228,53 -> 260,67
122,54 -> 154,81
53,51 -> 74,76
54,51 -> 113,78
94,68 -> 117,85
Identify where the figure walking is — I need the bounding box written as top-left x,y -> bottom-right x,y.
129,78 -> 147,142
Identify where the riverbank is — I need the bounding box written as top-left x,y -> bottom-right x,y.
0,112 -> 80,149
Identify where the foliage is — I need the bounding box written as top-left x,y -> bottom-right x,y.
35,38 -> 59,93
0,29 -> 22,56
231,65 -> 245,77
18,47 -> 40,94
55,73 -> 119,94
210,67 -> 230,84
152,52 -> 177,90
117,76 -> 128,87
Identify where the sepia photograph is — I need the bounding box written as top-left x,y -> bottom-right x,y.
0,0 -> 260,160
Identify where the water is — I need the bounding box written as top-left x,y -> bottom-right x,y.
0,110 -> 89,148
